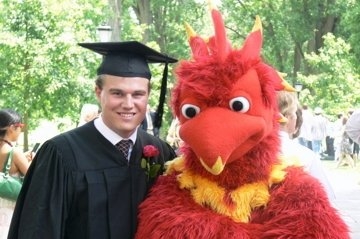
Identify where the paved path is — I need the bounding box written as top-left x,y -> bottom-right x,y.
321,160 -> 360,239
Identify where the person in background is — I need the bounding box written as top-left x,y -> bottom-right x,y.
336,117 -> 355,168
77,103 -> 100,127
8,41 -> 177,239
347,109 -> 359,165
311,107 -> 329,156
333,113 -> 344,161
297,104 -> 313,150
166,117 -> 183,154
324,115 -> 335,160
140,104 -> 157,136
277,92 -> 335,200
0,109 -> 32,239
345,109 -> 360,167
346,109 -> 360,146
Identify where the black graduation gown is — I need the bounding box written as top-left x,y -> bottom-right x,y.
8,122 -> 176,239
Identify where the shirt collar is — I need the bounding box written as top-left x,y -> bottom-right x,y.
94,116 -> 138,145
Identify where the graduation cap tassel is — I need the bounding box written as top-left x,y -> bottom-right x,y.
154,62 -> 169,129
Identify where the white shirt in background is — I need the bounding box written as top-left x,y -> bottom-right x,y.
279,131 -> 336,200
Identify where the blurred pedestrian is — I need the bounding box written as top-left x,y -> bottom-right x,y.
311,107 -> 328,156
333,113 -> 344,161
346,109 -> 360,145
336,117 -> 355,168
346,109 -> 360,167
77,103 -> 100,127
140,104 -> 157,136
347,109 -> 359,165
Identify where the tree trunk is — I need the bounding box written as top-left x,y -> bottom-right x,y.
108,0 -> 122,41
22,112 -> 29,152
293,44 -> 302,77
315,15 -> 336,51
133,0 -> 152,42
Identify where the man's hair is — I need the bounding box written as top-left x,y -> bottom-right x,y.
95,74 -> 151,92
292,107 -> 303,138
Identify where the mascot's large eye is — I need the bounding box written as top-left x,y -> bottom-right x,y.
229,97 -> 250,113
181,104 -> 200,119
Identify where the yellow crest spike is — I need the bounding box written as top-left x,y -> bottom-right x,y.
278,113 -> 288,123
185,22 -> 197,40
282,80 -> 296,92
199,157 -> 225,175
277,71 -> 296,92
208,0 -> 217,11
251,15 -> 262,35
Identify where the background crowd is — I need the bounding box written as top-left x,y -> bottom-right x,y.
296,105 -> 358,168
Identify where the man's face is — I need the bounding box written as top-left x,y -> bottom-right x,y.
96,75 -> 149,138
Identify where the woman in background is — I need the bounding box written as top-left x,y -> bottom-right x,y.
277,92 -> 335,200
0,109 -> 32,239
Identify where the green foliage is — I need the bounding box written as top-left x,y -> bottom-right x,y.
221,0 -> 294,72
0,0 -> 109,149
298,33 -> 360,116
118,0 -> 207,138
0,0 -> 359,143
221,0 -> 358,118
339,0 -> 360,73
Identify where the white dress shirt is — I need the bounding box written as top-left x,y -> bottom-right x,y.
94,116 -> 137,160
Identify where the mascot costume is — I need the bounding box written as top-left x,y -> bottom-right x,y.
135,2 -> 349,239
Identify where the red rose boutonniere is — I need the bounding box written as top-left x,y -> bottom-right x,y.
141,145 -> 161,180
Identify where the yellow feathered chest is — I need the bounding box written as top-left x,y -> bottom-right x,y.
166,156 -> 287,223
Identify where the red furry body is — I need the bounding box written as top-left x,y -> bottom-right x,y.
136,165 -> 348,239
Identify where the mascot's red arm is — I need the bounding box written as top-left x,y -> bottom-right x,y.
135,2 -> 349,239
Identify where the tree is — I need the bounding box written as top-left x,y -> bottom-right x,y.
105,0 -> 206,137
0,0 -> 109,150
298,33 -> 360,115
338,0 -> 360,73
1,0 -> 359,144
221,0 -> 358,115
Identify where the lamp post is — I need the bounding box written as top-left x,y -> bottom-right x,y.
97,24 -> 112,42
294,82 -> 303,99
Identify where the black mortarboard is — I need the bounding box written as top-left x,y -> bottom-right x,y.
78,41 -> 177,128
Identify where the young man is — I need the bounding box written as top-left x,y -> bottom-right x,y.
8,41 -> 177,239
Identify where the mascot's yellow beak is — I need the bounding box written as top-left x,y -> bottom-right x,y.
199,157 -> 224,175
